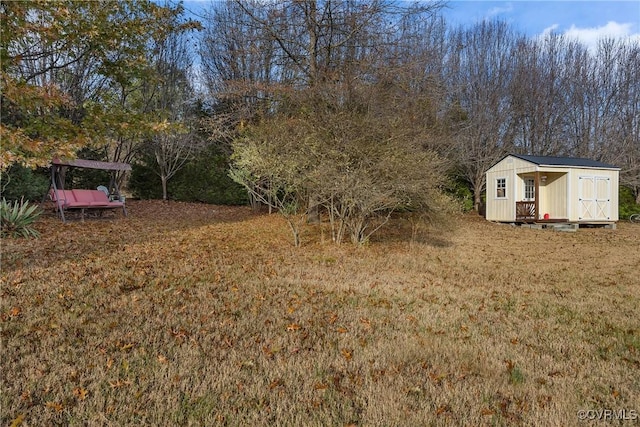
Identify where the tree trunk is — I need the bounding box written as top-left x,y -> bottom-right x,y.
161,175 -> 168,201
473,172 -> 486,215
473,191 -> 481,213
307,195 -> 320,223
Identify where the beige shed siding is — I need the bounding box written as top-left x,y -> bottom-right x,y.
512,160 -> 537,174
486,157 -> 515,221
612,172 -> 619,220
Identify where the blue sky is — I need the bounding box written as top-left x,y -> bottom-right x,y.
182,1 -> 640,49
444,1 -> 640,48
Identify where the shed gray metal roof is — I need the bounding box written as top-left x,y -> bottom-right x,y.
509,154 -> 619,169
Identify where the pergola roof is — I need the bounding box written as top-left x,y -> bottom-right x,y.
52,158 -> 132,171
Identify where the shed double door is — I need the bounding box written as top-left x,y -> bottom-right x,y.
578,176 -> 611,220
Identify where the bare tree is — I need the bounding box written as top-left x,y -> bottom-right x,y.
446,21 -> 522,212
200,0 -> 444,112
509,34 -> 570,155
201,0 -> 448,223
598,40 -> 640,202
143,24 -> 204,201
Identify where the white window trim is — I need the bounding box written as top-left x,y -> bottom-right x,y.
496,177 -> 507,199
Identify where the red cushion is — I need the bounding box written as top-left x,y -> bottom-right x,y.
72,189 -> 94,203
52,190 -> 74,202
65,190 -> 90,207
53,190 -> 79,206
91,191 -> 111,205
64,190 -> 76,203
72,190 -> 108,206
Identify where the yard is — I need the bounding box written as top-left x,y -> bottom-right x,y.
1,201 -> 639,426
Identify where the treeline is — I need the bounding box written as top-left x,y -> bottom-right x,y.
2,1 -> 639,238
199,1 -> 639,211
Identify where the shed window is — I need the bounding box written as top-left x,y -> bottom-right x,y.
496,178 -> 506,198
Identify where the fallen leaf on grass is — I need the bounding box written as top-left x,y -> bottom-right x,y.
45,401 -> 64,412
269,379 -> 284,390
9,414 -> 25,427
436,404 -> 451,415
341,348 -> 352,360
359,318 -> 370,326
109,379 -> 132,389
429,371 -> 446,385
287,323 -> 301,331
117,342 -> 135,352
73,387 -> 88,401
504,359 -> 514,372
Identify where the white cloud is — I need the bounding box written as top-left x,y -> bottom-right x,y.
562,21 -> 640,50
541,24 -> 559,38
487,3 -> 514,18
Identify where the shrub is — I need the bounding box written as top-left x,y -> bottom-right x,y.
446,178 -> 474,213
129,152 -> 163,200
169,146 -> 247,205
0,197 -> 42,238
0,164 -> 49,202
130,146 -> 247,205
619,186 -> 640,220
230,108 -> 452,246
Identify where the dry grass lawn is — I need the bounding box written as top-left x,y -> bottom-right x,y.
1,201 -> 639,426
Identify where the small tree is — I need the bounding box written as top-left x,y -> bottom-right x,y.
229,117 -> 316,247
229,82 -> 452,246
309,108 -> 451,245
148,124 -> 202,201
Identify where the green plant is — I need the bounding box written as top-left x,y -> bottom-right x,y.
619,186 -> 640,220
0,197 -> 42,238
446,178 -> 474,212
129,146 -> 247,205
0,164 -> 49,202
505,360 -> 525,385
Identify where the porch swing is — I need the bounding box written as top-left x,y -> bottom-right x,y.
48,158 -> 131,223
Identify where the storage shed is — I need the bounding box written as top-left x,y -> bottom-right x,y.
485,154 -> 619,224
